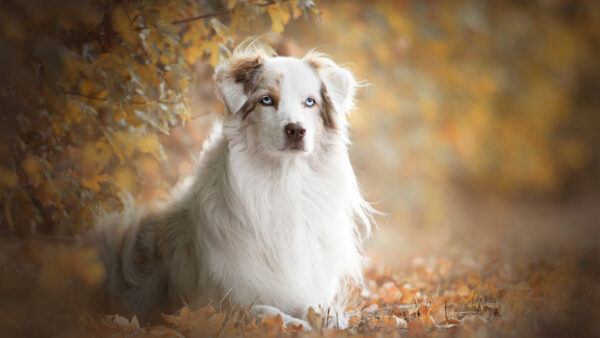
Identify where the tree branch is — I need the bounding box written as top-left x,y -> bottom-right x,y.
63,90 -> 107,101
63,90 -> 183,105
171,0 -> 286,25
171,10 -> 232,25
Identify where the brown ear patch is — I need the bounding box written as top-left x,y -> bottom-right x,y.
306,54 -> 324,70
230,56 -> 263,94
320,85 -> 336,130
307,58 -> 322,70
238,100 -> 257,120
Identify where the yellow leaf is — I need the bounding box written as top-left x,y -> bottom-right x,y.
182,23 -> 209,45
184,44 -> 205,65
210,18 -> 228,39
136,134 -> 162,159
112,5 -> 137,46
23,156 -> 41,178
113,166 -> 136,193
283,0 -> 301,19
138,155 -> 161,184
0,167 -> 18,188
267,5 -> 290,34
79,79 -> 99,97
61,52 -> 92,87
83,174 -> 109,192
113,132 -> 163,161
201,40 -> 221,67
229,7 -> 249,37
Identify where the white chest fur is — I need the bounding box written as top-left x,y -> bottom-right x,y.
190,133 -> 362,316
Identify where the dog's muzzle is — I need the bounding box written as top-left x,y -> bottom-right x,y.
284,123 -> 306,151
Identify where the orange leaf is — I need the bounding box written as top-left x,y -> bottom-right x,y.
82,174 -> 109,192
112,5 -> 137,46
267,5 -> 290,33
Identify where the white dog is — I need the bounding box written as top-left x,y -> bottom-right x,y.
92,44 -> 373,329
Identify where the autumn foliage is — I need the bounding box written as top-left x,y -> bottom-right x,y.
1,0 -> 599,337
0,0 -> 318,236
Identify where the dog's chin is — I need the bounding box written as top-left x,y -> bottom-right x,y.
281,141 -> 306,152
285,146 -> 305,152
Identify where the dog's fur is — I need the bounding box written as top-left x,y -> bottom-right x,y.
91,44 -> 373,328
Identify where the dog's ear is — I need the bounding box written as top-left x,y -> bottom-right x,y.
304,52 -> 356,115
213,53 -> 263,115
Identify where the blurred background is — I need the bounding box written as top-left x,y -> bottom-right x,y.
1,0 -> 599,336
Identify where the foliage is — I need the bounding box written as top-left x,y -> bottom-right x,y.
0,0 -> 318,235
267,0 -> 600,230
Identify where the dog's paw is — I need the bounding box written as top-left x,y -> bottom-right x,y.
249,305 -> 310,331
281,316 -> 311,330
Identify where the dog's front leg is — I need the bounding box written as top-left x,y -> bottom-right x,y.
248,305 -> 310,330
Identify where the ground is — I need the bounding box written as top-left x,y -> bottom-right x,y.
1,191 -> 598,337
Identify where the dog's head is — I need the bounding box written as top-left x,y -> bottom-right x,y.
214,47 -> 356,157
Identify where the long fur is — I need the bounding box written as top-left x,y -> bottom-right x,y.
90,43 -> 373,328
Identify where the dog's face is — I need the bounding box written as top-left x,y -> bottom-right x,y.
215,50 -> 355,158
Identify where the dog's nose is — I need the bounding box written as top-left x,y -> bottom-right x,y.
284,123 -> 306,142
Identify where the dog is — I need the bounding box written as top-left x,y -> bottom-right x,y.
91,43 -> 373,329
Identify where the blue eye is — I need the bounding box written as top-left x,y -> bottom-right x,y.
305,97 -> 315,107
260,96 -> 273,105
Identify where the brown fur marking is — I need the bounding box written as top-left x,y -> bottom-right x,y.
229,56 -> 263,94
238,87 -> 281,120
307,58 -> 322,70
268,86 -> 280,107
238,100 -> 257,120
320,85 -> 336,130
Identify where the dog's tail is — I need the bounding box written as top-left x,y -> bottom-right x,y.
86,194 -> 168,316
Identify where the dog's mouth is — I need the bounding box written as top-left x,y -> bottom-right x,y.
282,141 -> 306,152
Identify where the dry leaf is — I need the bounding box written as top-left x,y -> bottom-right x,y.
306,306 -> 323,332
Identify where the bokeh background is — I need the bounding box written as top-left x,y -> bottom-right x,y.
1,0 -> 599,336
